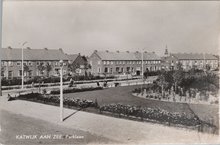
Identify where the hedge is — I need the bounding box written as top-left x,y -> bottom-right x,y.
16,93 -> 98,109
50,87 -> 103,94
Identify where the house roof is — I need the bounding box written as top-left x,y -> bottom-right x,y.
1,47 -> 68,61
171,53 -> 218,60
93,51 -> 161,61
66,54 -> 79,62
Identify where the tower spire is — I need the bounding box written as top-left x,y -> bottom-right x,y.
164,45 -> 168,57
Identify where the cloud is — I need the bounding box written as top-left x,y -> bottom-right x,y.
2,1 -> 220,56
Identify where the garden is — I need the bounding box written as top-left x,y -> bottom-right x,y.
139,67 -> 219,105
15,92 -> 202,128
12,83 -> 218,134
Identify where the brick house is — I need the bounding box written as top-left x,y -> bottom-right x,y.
163,53 -> 218,70
66,53 -> 90,76
89,50 -> 161,76
1,47 -> 69,79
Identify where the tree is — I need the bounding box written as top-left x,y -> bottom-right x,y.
172,62 -> 184,92
45,62 -> 52,77
143,68 -> 149,79
23,64 -> 30,77
205,64 -> 211,71
68,62 -> 80,75
157,69 -> 168,96
82,56 -> 91,77
37,63 -> 45,76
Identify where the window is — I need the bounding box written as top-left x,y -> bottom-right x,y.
18,70 -> 22,77
121,68 -> 124,73
126,67 -> 130,72
98,61 -> 101,65
1,69 -> 4,77
8,71 -> 13,79
103,61 -> 106,65
8,61 -> 13,66
23,62 -> 27,65
104,67 -> 108,73
3,62 -> 7,66
116,67 -> 119,72
98,67 -> 101,73
17,61 -> 21,66
80,65 -> 84,69
123,61 -> 125,64
107,61 -> 109,65
29,70 -> 33,76
110,68 -> 113,73
28,62 -> 33,66
133,61 -> 135,64
111,61 -> 114,65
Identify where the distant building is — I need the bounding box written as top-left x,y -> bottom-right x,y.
66,53 -> 89,76
1,47 -> 68,79
89,50 -> 161,76
163,53 -> 218,70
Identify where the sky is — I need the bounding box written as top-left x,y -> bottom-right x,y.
2,1 -> 220,56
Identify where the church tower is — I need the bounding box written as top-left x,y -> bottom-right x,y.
164,45 -> 169,57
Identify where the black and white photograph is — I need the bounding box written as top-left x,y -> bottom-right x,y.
0,0 -> 219,144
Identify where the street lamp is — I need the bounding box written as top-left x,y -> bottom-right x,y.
0,0 -> 3,96
59,60 -> 64,122
141,48 -> 144,93
21,41 -> 27,89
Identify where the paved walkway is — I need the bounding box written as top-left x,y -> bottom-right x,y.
0,96 -> 219,144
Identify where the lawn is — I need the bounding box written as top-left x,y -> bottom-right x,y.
64,85 -> 219,128
64,85 -> 193,114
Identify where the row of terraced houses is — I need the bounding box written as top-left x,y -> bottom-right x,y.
1,47 -> 219,79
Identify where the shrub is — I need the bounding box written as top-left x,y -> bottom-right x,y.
16,93 -> 98,109
50,87 -> 103,94
99,103 -> 200,126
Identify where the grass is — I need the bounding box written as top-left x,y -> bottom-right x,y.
64,85 -> 219,128
64,85 -> 193,114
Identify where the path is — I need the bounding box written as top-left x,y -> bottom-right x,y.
0,96 -> 219,144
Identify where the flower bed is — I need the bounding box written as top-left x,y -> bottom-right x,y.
16,93 -> 98,109
99,103 -> 201,126
50,87 -> 103,94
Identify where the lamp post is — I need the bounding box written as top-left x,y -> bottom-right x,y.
59,60 -> 64,122
21,41 -> 27,89
141,48 -> 144,93
0,0 -> 3,96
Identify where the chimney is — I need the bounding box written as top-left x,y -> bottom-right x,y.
116,51 -> 120,53
78,53 -> 81,56
126,51 -> 129,53
94,50 -> 98,53
106,50 -> 109,53
27,47 -> 31,50
44,47 -> 48,50
7,46 -> 12,49
59,48 -> 63,52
